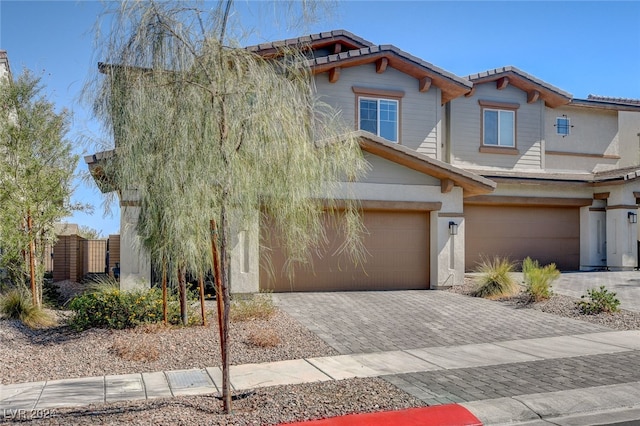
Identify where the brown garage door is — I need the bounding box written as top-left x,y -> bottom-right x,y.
465,205 -> 580,271
260,210 -> 430,292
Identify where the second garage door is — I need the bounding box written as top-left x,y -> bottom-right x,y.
260,210 -> 430,292
465,205 -> 580,271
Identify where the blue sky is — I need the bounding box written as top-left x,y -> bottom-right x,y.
1,1 -> 639,236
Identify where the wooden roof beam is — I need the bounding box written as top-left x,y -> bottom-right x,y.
441,178 -> 454,194
419,76 -> 432,93
333,43 -> 342,54
328,66 -> 341,83
376,57 -> 388,74
496,76 -> 510,90
527,89 -> 540,104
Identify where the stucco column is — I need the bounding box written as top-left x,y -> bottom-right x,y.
228,213 -> 260,294
605,208 -> 638,270
119,204 -> 151,290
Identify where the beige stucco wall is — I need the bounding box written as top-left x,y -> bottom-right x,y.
449,84 -> 544,171
618,111 -> 640,168
544,105 -> 619,173
119,205 -> 151,291
314,65 -> 442,157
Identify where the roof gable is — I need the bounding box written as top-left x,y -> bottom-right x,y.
467,66 -> 572,108
310,45 -> 472,104
246,29 -> 373,57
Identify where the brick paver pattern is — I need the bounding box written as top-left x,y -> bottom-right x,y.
384,350 -> 640,406
274,291 -> 609,354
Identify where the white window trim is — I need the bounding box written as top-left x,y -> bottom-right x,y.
483,108 -> 515,147
352,87 -> 404,144
556,116 -> 571,136
478,100 -> 520,151
358,97 -> 399,142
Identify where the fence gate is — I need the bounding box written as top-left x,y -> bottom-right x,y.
83,239 -> 108,274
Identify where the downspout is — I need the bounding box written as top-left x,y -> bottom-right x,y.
444,102 -> 452,164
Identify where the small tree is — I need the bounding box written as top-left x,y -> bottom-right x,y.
89,0 -> 366,413
0,70 -> 79,306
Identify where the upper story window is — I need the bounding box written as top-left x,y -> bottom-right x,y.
556,116 -> 571,136
478,100 -> 520,152
353,87 -> 404,143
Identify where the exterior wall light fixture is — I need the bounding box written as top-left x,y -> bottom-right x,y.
449,221 -> 458,235
628,212 -> 638,224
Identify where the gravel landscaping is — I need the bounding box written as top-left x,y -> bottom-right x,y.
3,277 -> 640,424
449,277 -> 640,330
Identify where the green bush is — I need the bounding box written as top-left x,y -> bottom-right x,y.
524,261 -> 560,302
576,285 -> 620,315
521,256 -> 540,280
472,256 -> 518,299
68,285 -> 186,330
0,288 -> 56,329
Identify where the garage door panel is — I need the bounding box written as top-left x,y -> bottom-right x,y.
466,205 -> 580,271
260,210 -> 430,292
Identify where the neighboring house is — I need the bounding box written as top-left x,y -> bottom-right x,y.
86,30 -> 640,292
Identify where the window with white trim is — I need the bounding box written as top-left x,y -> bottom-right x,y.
556,116 -> 571,136
359,97 -> 398,142
483,108 -> 515,147
353,86 -> 404,144
478,100 -> 519,150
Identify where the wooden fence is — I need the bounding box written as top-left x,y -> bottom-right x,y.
50,234 -> 120,282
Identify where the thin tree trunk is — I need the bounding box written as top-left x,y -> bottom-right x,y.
178,266 -> 188,326
27,212 -> 38,307
162,257 -> 168,325
198,274 -> 207,326
210,219 -> 229,411
219,205 -> 232,413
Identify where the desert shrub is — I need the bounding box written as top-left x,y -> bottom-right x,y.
246,327 -> 281,348
521,256 -> 540,280
68,285 -> 186,330
525,262 -> 560,302
0,288 -> 56,329
576,286 -> 620,315
110,335 -> 160,361
230,292 -> 276,322
471,256 -> 518,299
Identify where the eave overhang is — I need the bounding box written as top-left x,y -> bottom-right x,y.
84,150 -> 117,193
246,29 -> 373,57
468,165 -> 640,187
309,46 -> 473,104
467,66 -> 572,108
353,131 -> 496,197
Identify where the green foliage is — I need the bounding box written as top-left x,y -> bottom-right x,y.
524,259 -> 560,302
576,286 -> 621,315
88,1 -> 368,296
0,288 -> 56,329
230,293 -> 277,322
78,225 -> 104,240
472,256 -> 518,299
0,69 -> 85,305
67,285 -> 191,331
521,256 -> 540,279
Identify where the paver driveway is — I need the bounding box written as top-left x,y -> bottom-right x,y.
273,290 -> 609,355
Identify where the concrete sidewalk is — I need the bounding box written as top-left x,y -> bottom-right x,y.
3,329 -> 640,424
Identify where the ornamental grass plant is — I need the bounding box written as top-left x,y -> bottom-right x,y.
471,256 -> 519,299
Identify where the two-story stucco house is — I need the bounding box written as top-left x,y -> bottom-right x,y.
86,30 -> 640,292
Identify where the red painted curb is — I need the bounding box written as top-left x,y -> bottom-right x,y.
280,404 -> 483,426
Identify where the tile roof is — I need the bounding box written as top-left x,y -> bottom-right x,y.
246,29 -> 373,55
467,66 -> 572,107
468,165 -> 640,184
587,95 -> 640,106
